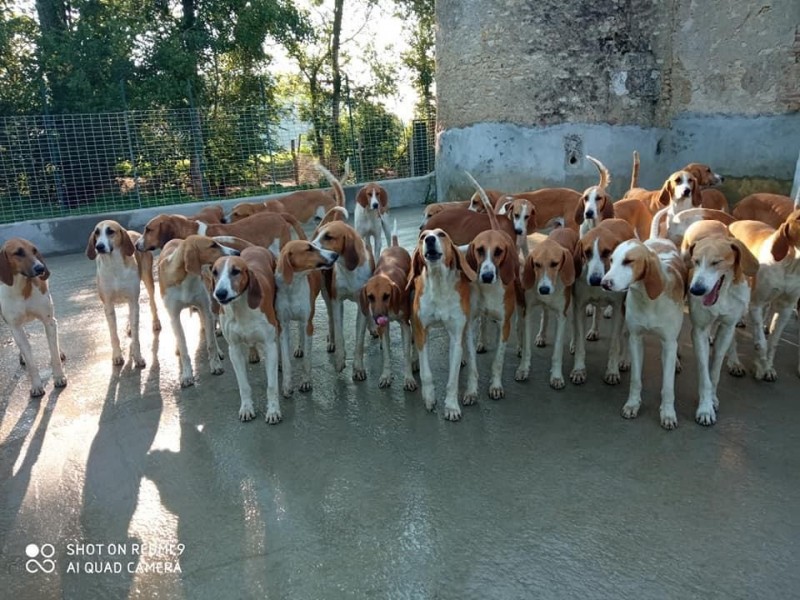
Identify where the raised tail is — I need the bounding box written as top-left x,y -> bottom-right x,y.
586,155 -> 611,189
281,212 -> 307,241
391,219 -> 399,247
630,150 -> 640,190
464,171 -> 500,231
316,162 -> 346,208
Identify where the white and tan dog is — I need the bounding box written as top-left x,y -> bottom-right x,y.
575,156 -> 616,236
683,220 -> 759,425
0,238 -> 67,396
408,228 -> 478,420
355,182 -> 392,264
275,239 -> 338,396
729,210 -> 800,380
86,220 -> 161,368
157,235 -> 239,387
601,238 -> 687,429
518,228 -> 578,389
212,247 -> 282,423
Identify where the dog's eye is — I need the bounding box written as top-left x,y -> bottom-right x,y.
477,247 -> 485,256
212,269 -> 218,277
383,293 -> 390,301
585,249 -> 593,259
231,268 -> 241,276
622,258 -> 633,266
94,228 -> 100,235
711,259 -> 722,266
323,233 -> 332,241
14,248 -> 25,256
533,262 -> 542,269
550,261 -> 558,268
106,228 -> 114,235
601,249 -> 611,258
145,227 -> 151,233
494,247 -> 503,258
367,293 -> 375,301
436,231 -> 445,238
523,214 -> 529,220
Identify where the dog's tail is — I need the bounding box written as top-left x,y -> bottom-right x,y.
650,206 -> 669,240
794,185 -> 800,210
586,155 -> 611,189
630,150 -> 640,190
281,213 -> 307,241
317,162 -> 346,209
391,219 -> 399,247
464,171 -> 500,231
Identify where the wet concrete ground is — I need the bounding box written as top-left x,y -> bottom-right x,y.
1,206 -> 799,599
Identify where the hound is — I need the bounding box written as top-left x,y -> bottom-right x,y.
311,218 -> 374,376
570,219 -> 635,385
683,221 -> 759,425
274,160 -> 351,224
649,206 -> 737,246
728,210 -> 800,380
0,238 -> 67,396
408,228 -> 478,420
212,247 -> 282,423
189,204 -> 226,224
355,182 -> 392,263
494,188 -> 583,233
86,220 -> 161,368
732,192 -> 799,228
464,174 -> 521,398
358,222 -> 417,390
228,199 -> 288,223
136,210 -> 304,253
275,239 -> 338,396
601,238 -> 687,429
518,227 -> 578,389
623,167 -> 703,217
575,155 -> 616,236
157,235 -> 239,387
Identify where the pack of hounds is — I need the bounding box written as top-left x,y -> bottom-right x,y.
2,153 -> 799,429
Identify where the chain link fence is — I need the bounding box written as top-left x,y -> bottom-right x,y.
0,106 -> 436,225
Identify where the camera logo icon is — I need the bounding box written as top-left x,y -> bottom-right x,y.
25,543 -> 56,574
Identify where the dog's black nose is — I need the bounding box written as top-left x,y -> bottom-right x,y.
589,274 -> 602,286
95,243 -> 106,253
585,209 -> 594,219
329,252 -> 340,262
689,283 -> 707,296
682,188 -> 691,197
538,285 -> 550,295
481,272 -> 494,283
33,263 -> 45,276
514,228 -> 524,235
424,235 -> 437,248
215,289 -> 229,301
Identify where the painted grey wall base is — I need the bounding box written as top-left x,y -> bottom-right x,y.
436,115 -> 800,202
0,173 -> 435,257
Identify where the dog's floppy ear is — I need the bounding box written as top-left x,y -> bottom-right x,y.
730,239 -> 759,281
521,255 -> 536,290
247,269 -> 263,310
0,248 -> 12,285
559,247 -> 575,287
642,253 -> 664,300
574,197 -> 586,225
498,200 -> 513,216
342,230 -> 360,271
85,230 -> 98,260
499,242 -> 518,286
600,195 -> 615,220
464,242 -> 478,272
691,177 -> 703,207
452,242 -> 476,282
771,223 -> 791,262
279,249 -> 294,285
527,202 -> 538,230
358,285 -> 369,316
184,243 -> 201,275
378,186 -> 389,213
120,228 -> 136,257
158,220 -> 175,248
657,180 -> 672,206
406,248 -> 425,291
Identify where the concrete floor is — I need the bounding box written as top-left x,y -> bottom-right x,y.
1,207 -> 799,600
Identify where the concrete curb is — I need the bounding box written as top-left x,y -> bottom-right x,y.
0,173 -> 435,257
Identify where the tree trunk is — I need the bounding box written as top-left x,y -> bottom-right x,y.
330,0 -> 344,170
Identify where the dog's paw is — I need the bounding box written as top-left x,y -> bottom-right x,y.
475,343 -> 487,354
112,355 -> 124,366
53,375 -> 68,388
444,406 -> 462,421
293,347 -> 304,358
30,384 -> 46,397
403,377 -> 418,391
239,403 -> 256,422
570,369 -> 586,385
133,356 -> 146,369
378,373 -> 392,388
369,329 -> 380,339
660,408 -> 678,430
727,361 -> 746,377
534,335 -> 546,348
585,329 -> 599,342
282,387 -> 293,398
210,364 -> 224,376
603,371 -> 620,385
758,366 -> 777,382
735,319 -> 745,328
265,410 -> 283,425
299,381 -> 312,393
326,339 -> 336,353
152,320 -> 162,332
621,401 -> 640,419
585,305 -> 595,317
618,359 -> 631,372
603,306 -> 613,319
180,376 -> 194,388
248,348 -> 260,364
549,376 -> 565,390
695,405 -> 717,426
462,391 -> 478,406
514,367 -> 529,382
488,385 -> 504,400
423,395 -> 436,412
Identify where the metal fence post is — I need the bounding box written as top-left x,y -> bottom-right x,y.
187,82 -> 209,200
120,80 -> 142,208
260,78 -> 277,187
345,75 -> 360,182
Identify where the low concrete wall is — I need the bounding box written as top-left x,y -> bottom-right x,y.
437,114 -> 800,202
0,173 -> 435,257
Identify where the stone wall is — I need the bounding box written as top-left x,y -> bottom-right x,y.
435,0 -> 800,201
